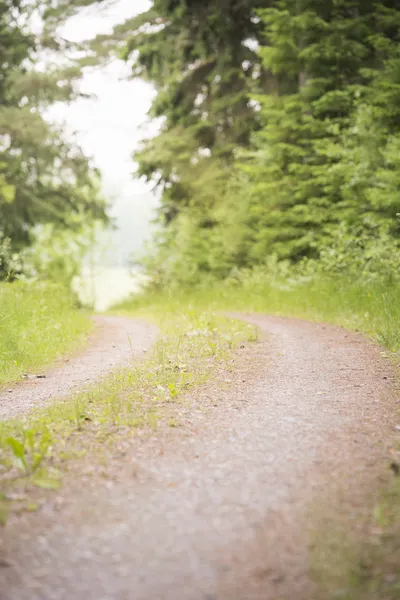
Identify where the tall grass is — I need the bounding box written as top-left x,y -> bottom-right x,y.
120,274 -> 400,352
0,282 -> 90,385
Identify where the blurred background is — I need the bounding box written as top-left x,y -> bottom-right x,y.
49,0 -> 159,310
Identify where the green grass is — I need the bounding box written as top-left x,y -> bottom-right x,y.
338,484 -> 400,600
309,479 -> 400,600
0,281 -> 91,385
118,275 -> 400,352
0,309 -> 257,523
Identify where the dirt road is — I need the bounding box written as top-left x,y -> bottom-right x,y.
0,315 -> 398,599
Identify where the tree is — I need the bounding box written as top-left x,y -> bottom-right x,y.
117,0 -> 271,223
0,0 -> 108,278
87,0 -> 400,286
214,0 -> 400,270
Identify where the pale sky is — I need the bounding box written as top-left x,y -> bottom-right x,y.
48,0 -> 160,266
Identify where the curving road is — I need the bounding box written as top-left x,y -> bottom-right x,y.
0,315 -> 398,599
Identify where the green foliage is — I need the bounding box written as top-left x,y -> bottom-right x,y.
0,281 -> 90,385
0,233 -> 19,277
20,219 -> 100,289
0,0 -> 108,280
115,0 -> 268,226
219,0 -> 400,268
6,428 -> 51,476
123,0 -> 400,288
299,221 -> 400,284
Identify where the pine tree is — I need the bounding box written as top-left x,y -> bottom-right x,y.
117,0 -> 271,225
227,0 -> 400,265
86,0 -> 400,285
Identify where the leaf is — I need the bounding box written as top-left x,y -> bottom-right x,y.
0,180 -> 15,204
6,437 -> 24,459
33,477 -> 60,490
6,437 -> 28,473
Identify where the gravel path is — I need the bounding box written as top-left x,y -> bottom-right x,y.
0,316 -> 157,420
0,315 -> 398,599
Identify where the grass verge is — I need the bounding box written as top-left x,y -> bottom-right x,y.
118,275 -> 400,352
0,309 -> 257,524
0,281 -> 91,385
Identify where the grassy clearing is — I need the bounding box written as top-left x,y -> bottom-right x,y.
0,309 -> 257,523
0,281 -> 91,385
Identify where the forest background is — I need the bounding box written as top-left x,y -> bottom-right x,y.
2,0 -> 400,368
2,0 -> 400,294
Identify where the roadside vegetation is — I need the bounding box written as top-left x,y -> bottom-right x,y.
0,282 -> 91,386
0,0 -> 108,386
122,273 -> 400,354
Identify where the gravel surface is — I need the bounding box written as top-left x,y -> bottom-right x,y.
0,315 -> 398,599
0,316 -> 157,420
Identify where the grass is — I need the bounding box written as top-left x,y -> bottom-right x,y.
0,281 -> 91,385
119,275 -> 400,352
309,479 -> 400,600
336,485 -> 400,600
0,309 -> 257,524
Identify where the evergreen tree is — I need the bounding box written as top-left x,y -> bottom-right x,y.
88,0 -> 400,286
216,0 -> 400,268
118,0 -> 270,225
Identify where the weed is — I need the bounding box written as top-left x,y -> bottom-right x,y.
6,428 -> 51,476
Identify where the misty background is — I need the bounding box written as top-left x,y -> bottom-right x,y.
46,0 -> 160,308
